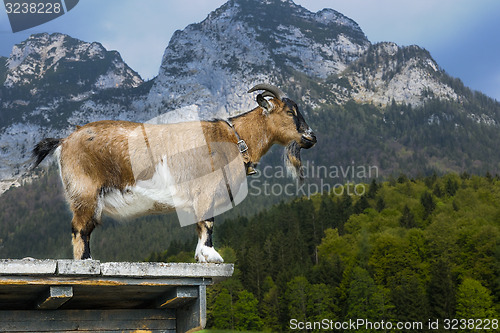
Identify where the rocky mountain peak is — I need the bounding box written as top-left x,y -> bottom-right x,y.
0,33 -> 146,184
149,0 -> 370,118
3,32 -> 143,91
338,42 -> 457,106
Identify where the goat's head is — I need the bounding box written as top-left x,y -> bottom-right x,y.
248,84 -> 317,179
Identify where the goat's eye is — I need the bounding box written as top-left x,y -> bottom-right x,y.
287,111 -> 294,116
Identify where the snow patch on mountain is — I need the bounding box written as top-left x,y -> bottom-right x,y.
94,60 -> 143,89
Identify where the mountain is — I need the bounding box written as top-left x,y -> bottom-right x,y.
336,42 -> 459,106
4,33 -> 142,91
0,33 -> 149,184
147,0 -> 370,117
2,0 -> 500,193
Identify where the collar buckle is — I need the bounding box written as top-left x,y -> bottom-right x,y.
225,119 -> 255,175
237,139 -> 248,153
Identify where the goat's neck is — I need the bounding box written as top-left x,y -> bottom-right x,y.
229,109 -> 274,163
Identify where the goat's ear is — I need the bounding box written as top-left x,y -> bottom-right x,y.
257,94 -> 272,115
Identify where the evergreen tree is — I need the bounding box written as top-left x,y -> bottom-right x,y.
397,173 -> 409,184
485,171 -> 493,183
420,191 -> 436,220
376,197 -> 386,212
346,267 -> 387,322
425,172 -> 438,188
261,276 -> 281,332
233,290 -> 263,331
389,270 -> 429,322
318,194 -> 336,229
460,171 -> 470,180
212,288 -> 234,329
399,205 -> 417,228
445,177 -> 459,196
337,191 -> 353,234
285,276 -> 310,327
5,169 -> 500,331
428,259 -> 456,320
356,229 -> 371,269
433,183 -> 443,198
354,195 -> 370,214
242,245 -> 266,298
297,199 -> 322,262
367,179 -> 379,198
307,283 -> 337,323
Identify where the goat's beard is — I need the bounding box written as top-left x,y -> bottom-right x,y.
284,141 -> 304,182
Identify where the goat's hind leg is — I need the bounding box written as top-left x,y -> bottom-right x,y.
70,202 -> 99,260
195,218 -> 224,263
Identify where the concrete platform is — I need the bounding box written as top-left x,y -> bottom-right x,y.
0,259 -> 234,333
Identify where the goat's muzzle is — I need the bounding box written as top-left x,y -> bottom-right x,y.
300,131 -> 317,149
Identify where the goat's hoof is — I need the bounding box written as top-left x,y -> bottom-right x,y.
195,246 -> 224,263
74,255 -> 93,260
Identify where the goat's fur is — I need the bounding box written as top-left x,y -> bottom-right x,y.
32,84 -> 317,262
285,141 -> 304,181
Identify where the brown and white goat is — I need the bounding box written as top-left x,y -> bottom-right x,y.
32,84 -> 317,262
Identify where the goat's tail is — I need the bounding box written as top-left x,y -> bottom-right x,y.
32,138 -> 62,170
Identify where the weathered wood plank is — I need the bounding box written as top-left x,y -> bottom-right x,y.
157,286 -> 198,309
37,286 -> 73,310
0,275 -> 212,288
11,331 -> 175,333
0,309 -> 176,331
177,285 -> 206,333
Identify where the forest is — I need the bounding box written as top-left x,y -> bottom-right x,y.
147,174 -> 500,332
0,168 -> 499,332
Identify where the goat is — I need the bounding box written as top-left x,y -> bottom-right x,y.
32,84 -> 317,262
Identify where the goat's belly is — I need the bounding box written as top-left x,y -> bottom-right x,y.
100,185 -> 178,220
100,157 -> 198,220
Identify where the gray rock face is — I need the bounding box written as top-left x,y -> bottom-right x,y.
147,0 -> 370,119
0,0 -> 495,188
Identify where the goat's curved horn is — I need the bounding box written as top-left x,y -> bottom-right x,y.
248,84 -> 285,100
261,91 -> 277,99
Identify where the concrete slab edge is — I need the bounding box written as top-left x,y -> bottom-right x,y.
0,259 -> 234,279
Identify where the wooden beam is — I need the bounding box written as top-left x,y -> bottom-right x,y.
177,285 -> 207,333
156,286 -> 198,309
37,286 -> 73,310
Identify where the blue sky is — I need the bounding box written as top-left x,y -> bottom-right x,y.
1,0 -> 499,100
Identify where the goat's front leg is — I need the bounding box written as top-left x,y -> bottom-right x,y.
195,218 -> 224,263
